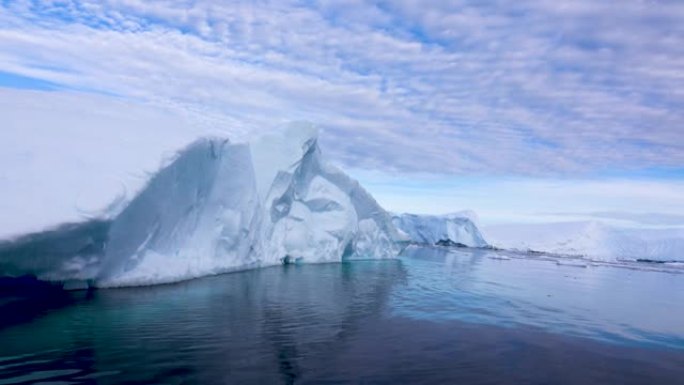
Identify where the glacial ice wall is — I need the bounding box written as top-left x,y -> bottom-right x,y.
256,132 -> 403,266
0,126 -> 404,287
97,139 -> 262,286
392,213 -> 489,248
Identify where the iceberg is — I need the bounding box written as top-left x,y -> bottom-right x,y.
483,221 -> 684,262
0,117 -> 403,287
392,213 -> 489,248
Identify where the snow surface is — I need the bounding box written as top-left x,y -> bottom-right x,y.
392,213 -> 489,248
484,221 -> 684,262
0,92 -> 403,287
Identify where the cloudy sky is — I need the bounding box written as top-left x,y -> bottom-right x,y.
1,0 -> 683,225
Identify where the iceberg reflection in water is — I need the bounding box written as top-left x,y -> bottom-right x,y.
1,248 -> 683,384
0,260 -> 406,384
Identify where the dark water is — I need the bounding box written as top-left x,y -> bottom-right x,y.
1,247 -> 683,384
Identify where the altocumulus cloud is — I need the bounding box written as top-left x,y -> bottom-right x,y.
0,0 -> 683,175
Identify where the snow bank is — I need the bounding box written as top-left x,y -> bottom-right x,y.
0,93 -> 403,287
484,221 -> 684,262
392,213 -> 488,248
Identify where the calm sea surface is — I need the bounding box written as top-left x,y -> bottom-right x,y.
1,247 -> 683,384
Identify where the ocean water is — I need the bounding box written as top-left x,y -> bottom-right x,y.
1,246 -> 683,384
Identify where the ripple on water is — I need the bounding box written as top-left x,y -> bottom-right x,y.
0,249 -> 683,384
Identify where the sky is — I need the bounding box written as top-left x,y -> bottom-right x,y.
1,0 -> 683,226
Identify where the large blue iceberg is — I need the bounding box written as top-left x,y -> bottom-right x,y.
0,126 -> 405,287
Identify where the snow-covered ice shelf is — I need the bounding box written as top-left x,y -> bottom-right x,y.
484,221 -> 684,263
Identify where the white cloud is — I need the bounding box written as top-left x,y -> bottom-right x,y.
0,0 -> 682,176
350,168 -> 684,226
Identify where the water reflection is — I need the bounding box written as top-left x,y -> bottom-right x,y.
1,249 -> 684,384
396,246 -> 684,347
0,260 -> 406,384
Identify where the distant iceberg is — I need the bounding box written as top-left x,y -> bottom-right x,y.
0,122 -> 404,287
392,213 -> 489,248
483,221 -> 684,262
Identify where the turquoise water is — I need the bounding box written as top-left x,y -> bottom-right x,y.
1,247 -> 683,384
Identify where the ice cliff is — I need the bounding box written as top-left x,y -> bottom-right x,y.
392,213 -> 489,248
0,125 -> 404,287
